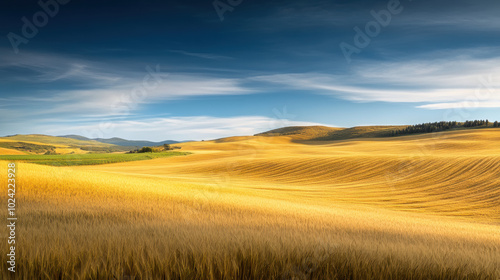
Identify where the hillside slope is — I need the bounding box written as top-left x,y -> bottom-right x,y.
255,125 -> 343,140
255,125 -> 407,141
0,134 -> 126,154
2,128 -> 499,279
88,128 -> 500,222
255,123 -> 499,141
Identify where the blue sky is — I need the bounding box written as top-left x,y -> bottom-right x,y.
1,0 -> 500,141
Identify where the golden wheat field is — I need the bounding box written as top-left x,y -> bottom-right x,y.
1,129 -> 500,279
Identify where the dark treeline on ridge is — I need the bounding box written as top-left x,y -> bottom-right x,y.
391,120 -> 499,136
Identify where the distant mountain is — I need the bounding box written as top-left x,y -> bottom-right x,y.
94,138 -> 179,147
60,135 -> 181,147
61,134 -> 91,141
5,134 -> 114,147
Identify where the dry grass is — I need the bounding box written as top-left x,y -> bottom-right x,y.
0,147 -> 25,155
1,129 -> 500,279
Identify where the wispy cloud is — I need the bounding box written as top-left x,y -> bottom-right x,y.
244,0 -> 500,32
168,50 -> 232,60
0,51 -> 253,119
1,74 -> 253,119
252,48 -> 500,107
417,102 -> 500,110
0,50 -> 122,84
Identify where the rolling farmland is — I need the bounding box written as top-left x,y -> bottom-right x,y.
1,128 -> 499,279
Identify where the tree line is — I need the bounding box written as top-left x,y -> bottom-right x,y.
391,120 -> 499,136
128,144 -> 181,153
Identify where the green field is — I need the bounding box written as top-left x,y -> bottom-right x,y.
0,151 -> 190,166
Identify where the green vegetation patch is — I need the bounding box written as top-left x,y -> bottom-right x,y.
0,141 -> 56,154
0,151 -> 191,166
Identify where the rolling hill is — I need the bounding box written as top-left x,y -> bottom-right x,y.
0,134 -> 184,155
254,125 -> 343,140
169,128 -> 500,222
255,125 -> 407,140
1,128 -> 499,279
255,122 -> 497,141
0,134 -> 126,154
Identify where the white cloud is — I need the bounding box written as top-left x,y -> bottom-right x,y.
23,74 -> 252,117
252,50 -> 500,107
168,50 -> 232,60
417,101 -> 500,110
0,50 -> 253,118
3,47 -> 500,140
253,74 -> 477,103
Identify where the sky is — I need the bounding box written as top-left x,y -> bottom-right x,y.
0,0 -> 499,141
